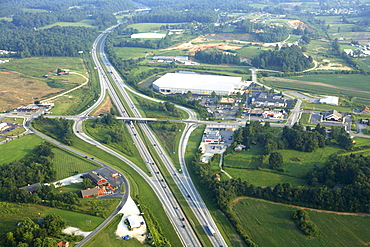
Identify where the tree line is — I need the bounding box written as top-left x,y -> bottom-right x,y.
252,45 -> 313,72
194,49 -> 242,65
5,214 -> 66,247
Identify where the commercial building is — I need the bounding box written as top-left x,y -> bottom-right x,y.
152,73 -> 243,95
319,96 -> 339,106
323,110 -> 343,121
131,33 -> 166,39
85,171 -> 108,186
202,130 -> 221,143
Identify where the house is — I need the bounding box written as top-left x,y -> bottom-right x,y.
234,144 -> 246,152
214,174 -> 221,181
20,183 -> 42,194
361,106 -> 369,114
85,171 -> 108,186
323,110 -> 343,121
0,122 -> 8,131
80,187 -> 99,198
56,240 -> 69,247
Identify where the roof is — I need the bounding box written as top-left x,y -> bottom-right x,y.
319,96 -> 339,105
131,33 -> 166,39
81,187 -> 99,198
57,241 -> 69,247
220,97 -> 235,104
152,56 -> 188,61
327,109 -> 342,118
127,215 -> 141,228
20,183 -> 42,193
86,171 -> 108,185
153,73 -> 242,92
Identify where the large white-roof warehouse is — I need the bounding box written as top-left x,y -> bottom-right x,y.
152,73 -> 243,95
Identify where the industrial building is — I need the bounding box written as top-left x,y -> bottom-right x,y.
152,73 -> 243,95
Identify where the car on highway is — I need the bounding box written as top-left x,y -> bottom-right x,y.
183,225 -> 186,228
181,218 -> 185,221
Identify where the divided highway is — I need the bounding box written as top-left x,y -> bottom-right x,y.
97,25 -> 228,246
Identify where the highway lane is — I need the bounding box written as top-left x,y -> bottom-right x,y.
97,27 -> 227,246
87,27 -> 201,247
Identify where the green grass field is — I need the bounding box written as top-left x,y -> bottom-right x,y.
0,57 -> 86,77
40,19 -> 96,29
126,23 -> 170,32
233,197 -> 370,247
4,127 -> 26,137
114,47 -> 158,60
44,208 -> 104,231
236,46 -> 271,59
85,215 -> 144,247
3,117 -> 25,124
149,122 -> 185,169
52,147 -> 100,180
298,112 -> 311,125
0,134 -> 44,165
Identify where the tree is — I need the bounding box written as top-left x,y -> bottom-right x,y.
82,178 -> 94,189
269,152 -> 283,170
211,91 -> 217,98
42,213 -> 65,235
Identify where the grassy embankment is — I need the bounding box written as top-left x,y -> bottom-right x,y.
232,197 -> 370,247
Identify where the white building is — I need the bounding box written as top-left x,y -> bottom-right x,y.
319,96 -> 339,106
131,33 -> 166,39
202,130 -> 221,143
0,122 -> 8,131
152,73 -> 243,95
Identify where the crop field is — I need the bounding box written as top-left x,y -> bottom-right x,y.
114,47 -> 157,60
85,215 -> 143,247
40,19 -> 96,29
300,102 -> 354,112
0,134 -> 44,165
52,147 -> 100,180
232,197 -> 370,247
263,76 -> 370,105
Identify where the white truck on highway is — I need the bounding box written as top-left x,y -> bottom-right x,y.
206,225 -> 216,236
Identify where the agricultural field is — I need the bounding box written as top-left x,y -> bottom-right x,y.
0,134 -> 44,165
52,147 -> 100,180
263,75 -> 370,105
232,197 -> 370,247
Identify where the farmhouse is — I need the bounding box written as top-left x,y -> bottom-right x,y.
20,183 -> 42,193
152,73 -> 243,95
323,110 -> 343,121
